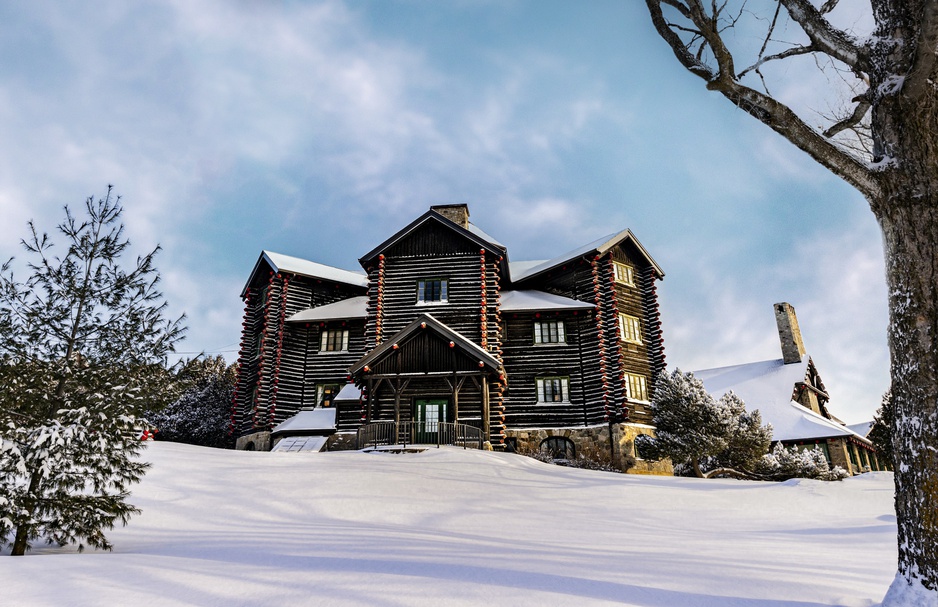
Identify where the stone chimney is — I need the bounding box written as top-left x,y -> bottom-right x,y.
774,302 -> 806,364
430,204 -> 470,229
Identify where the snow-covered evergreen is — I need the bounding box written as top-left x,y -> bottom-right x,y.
0,188 -> 184,555
755,443 -> 849,482
636,369 -> 772,478
147,357 -> 234,449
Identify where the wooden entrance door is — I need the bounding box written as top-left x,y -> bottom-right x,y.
414,399 -> 447,443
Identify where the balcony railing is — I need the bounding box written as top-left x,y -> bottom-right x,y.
356,421 -> 484,450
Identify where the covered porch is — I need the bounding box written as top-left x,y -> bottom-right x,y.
348,313 -> 502,445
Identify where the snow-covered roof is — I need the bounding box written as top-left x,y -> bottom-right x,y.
500,290 -> 594,312
242,251 -> 368,296
847,421 -> 873,438
271,407 -> 337,436
510,229 -> 664,283
692,358 -> 868,443
270,435 -> 329,452
335,383 -> 361,401
287,296 -> 368,323
508,260 -> 548,278
467,222 -> 504,248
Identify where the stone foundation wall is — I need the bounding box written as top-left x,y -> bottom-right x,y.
325,432 -> 359,451
235,431 -> 271,451
505,423 -> 673,475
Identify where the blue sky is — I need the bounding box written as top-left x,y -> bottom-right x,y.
0,1 -> 887,422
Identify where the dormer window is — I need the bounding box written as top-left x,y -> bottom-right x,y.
613,261 -> 635,286
417,278 -> 448,304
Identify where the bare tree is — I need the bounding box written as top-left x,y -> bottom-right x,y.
644,1 -> 938,602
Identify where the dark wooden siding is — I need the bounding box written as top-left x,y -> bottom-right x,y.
231,270 -> 366,437
501,311 -> 593,427
361,222 -> 505,441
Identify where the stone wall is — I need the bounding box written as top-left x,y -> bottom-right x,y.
325,432 -> 359,451
235,430 -> 271,451
505,423 -> 673,475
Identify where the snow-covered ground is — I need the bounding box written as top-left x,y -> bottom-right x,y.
2,442 -> 897,606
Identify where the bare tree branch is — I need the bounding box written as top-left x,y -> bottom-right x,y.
903,0 -> 938,102
739,45 -> 816,79
646,0 -> 880,198
779,0 -> 869,73
818,0 -> 840,14
647,0 -> 716,81
707,77 -> 880,197
823,95 -> 872,138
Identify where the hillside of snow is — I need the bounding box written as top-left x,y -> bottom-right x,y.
2,442 -> 896,606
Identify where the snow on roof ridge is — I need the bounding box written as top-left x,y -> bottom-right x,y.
510,228 -> 664,283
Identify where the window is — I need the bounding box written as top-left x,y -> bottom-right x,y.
540,436 -> 576,460
320,329 -> 349,352
316,384 -> 343,408
417,278 -> 448,303
613,261 -> 635,286
618,313 -> 642,344
536,377 -> 570,403
533,320 -> 565,344
625,373 -> 648,402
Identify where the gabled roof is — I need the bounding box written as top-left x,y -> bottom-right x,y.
359,209 -> 506,266
692,358 -> 870,444
500,290 -> 594,312
287,296 -> 368,324
510,229 -> 664,284
847,421 -> 873,438
241,251 -> 368,297
349,313 -> 501,376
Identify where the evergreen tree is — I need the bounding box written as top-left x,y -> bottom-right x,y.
0,187 -> 184,555
147,356 -> 235,449
756,443 -> 849,482
869,391 -> 894,469
636,369 -> 772,478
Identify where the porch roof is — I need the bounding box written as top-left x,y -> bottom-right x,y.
348,313 -> 501,377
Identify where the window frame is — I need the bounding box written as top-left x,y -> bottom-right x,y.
533,320 -> 566,344
540,436 -> 576,461
625,373 -> 649,402
416,278 -> 449,305
319,328 -> 350,353
612,261 -> 635,287
536,376 -> 571,403
618,313 -> 643,345
316,383 -> 345,408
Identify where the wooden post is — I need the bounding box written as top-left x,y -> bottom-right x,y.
481,372 -> 490,441
366,377 -> 374,422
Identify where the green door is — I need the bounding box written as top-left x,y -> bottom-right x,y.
414,399 -> 447,443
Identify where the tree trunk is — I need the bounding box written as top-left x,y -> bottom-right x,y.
875,197 -> 938,599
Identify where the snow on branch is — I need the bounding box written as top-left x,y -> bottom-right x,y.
779,0 -> 869,73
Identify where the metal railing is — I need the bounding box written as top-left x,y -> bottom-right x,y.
356,421 -> 484,450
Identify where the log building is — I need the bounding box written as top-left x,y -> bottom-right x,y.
230,204 -> 668,471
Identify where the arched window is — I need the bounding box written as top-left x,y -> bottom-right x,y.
244,441 -> 256,451
540,436 -> 575,461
